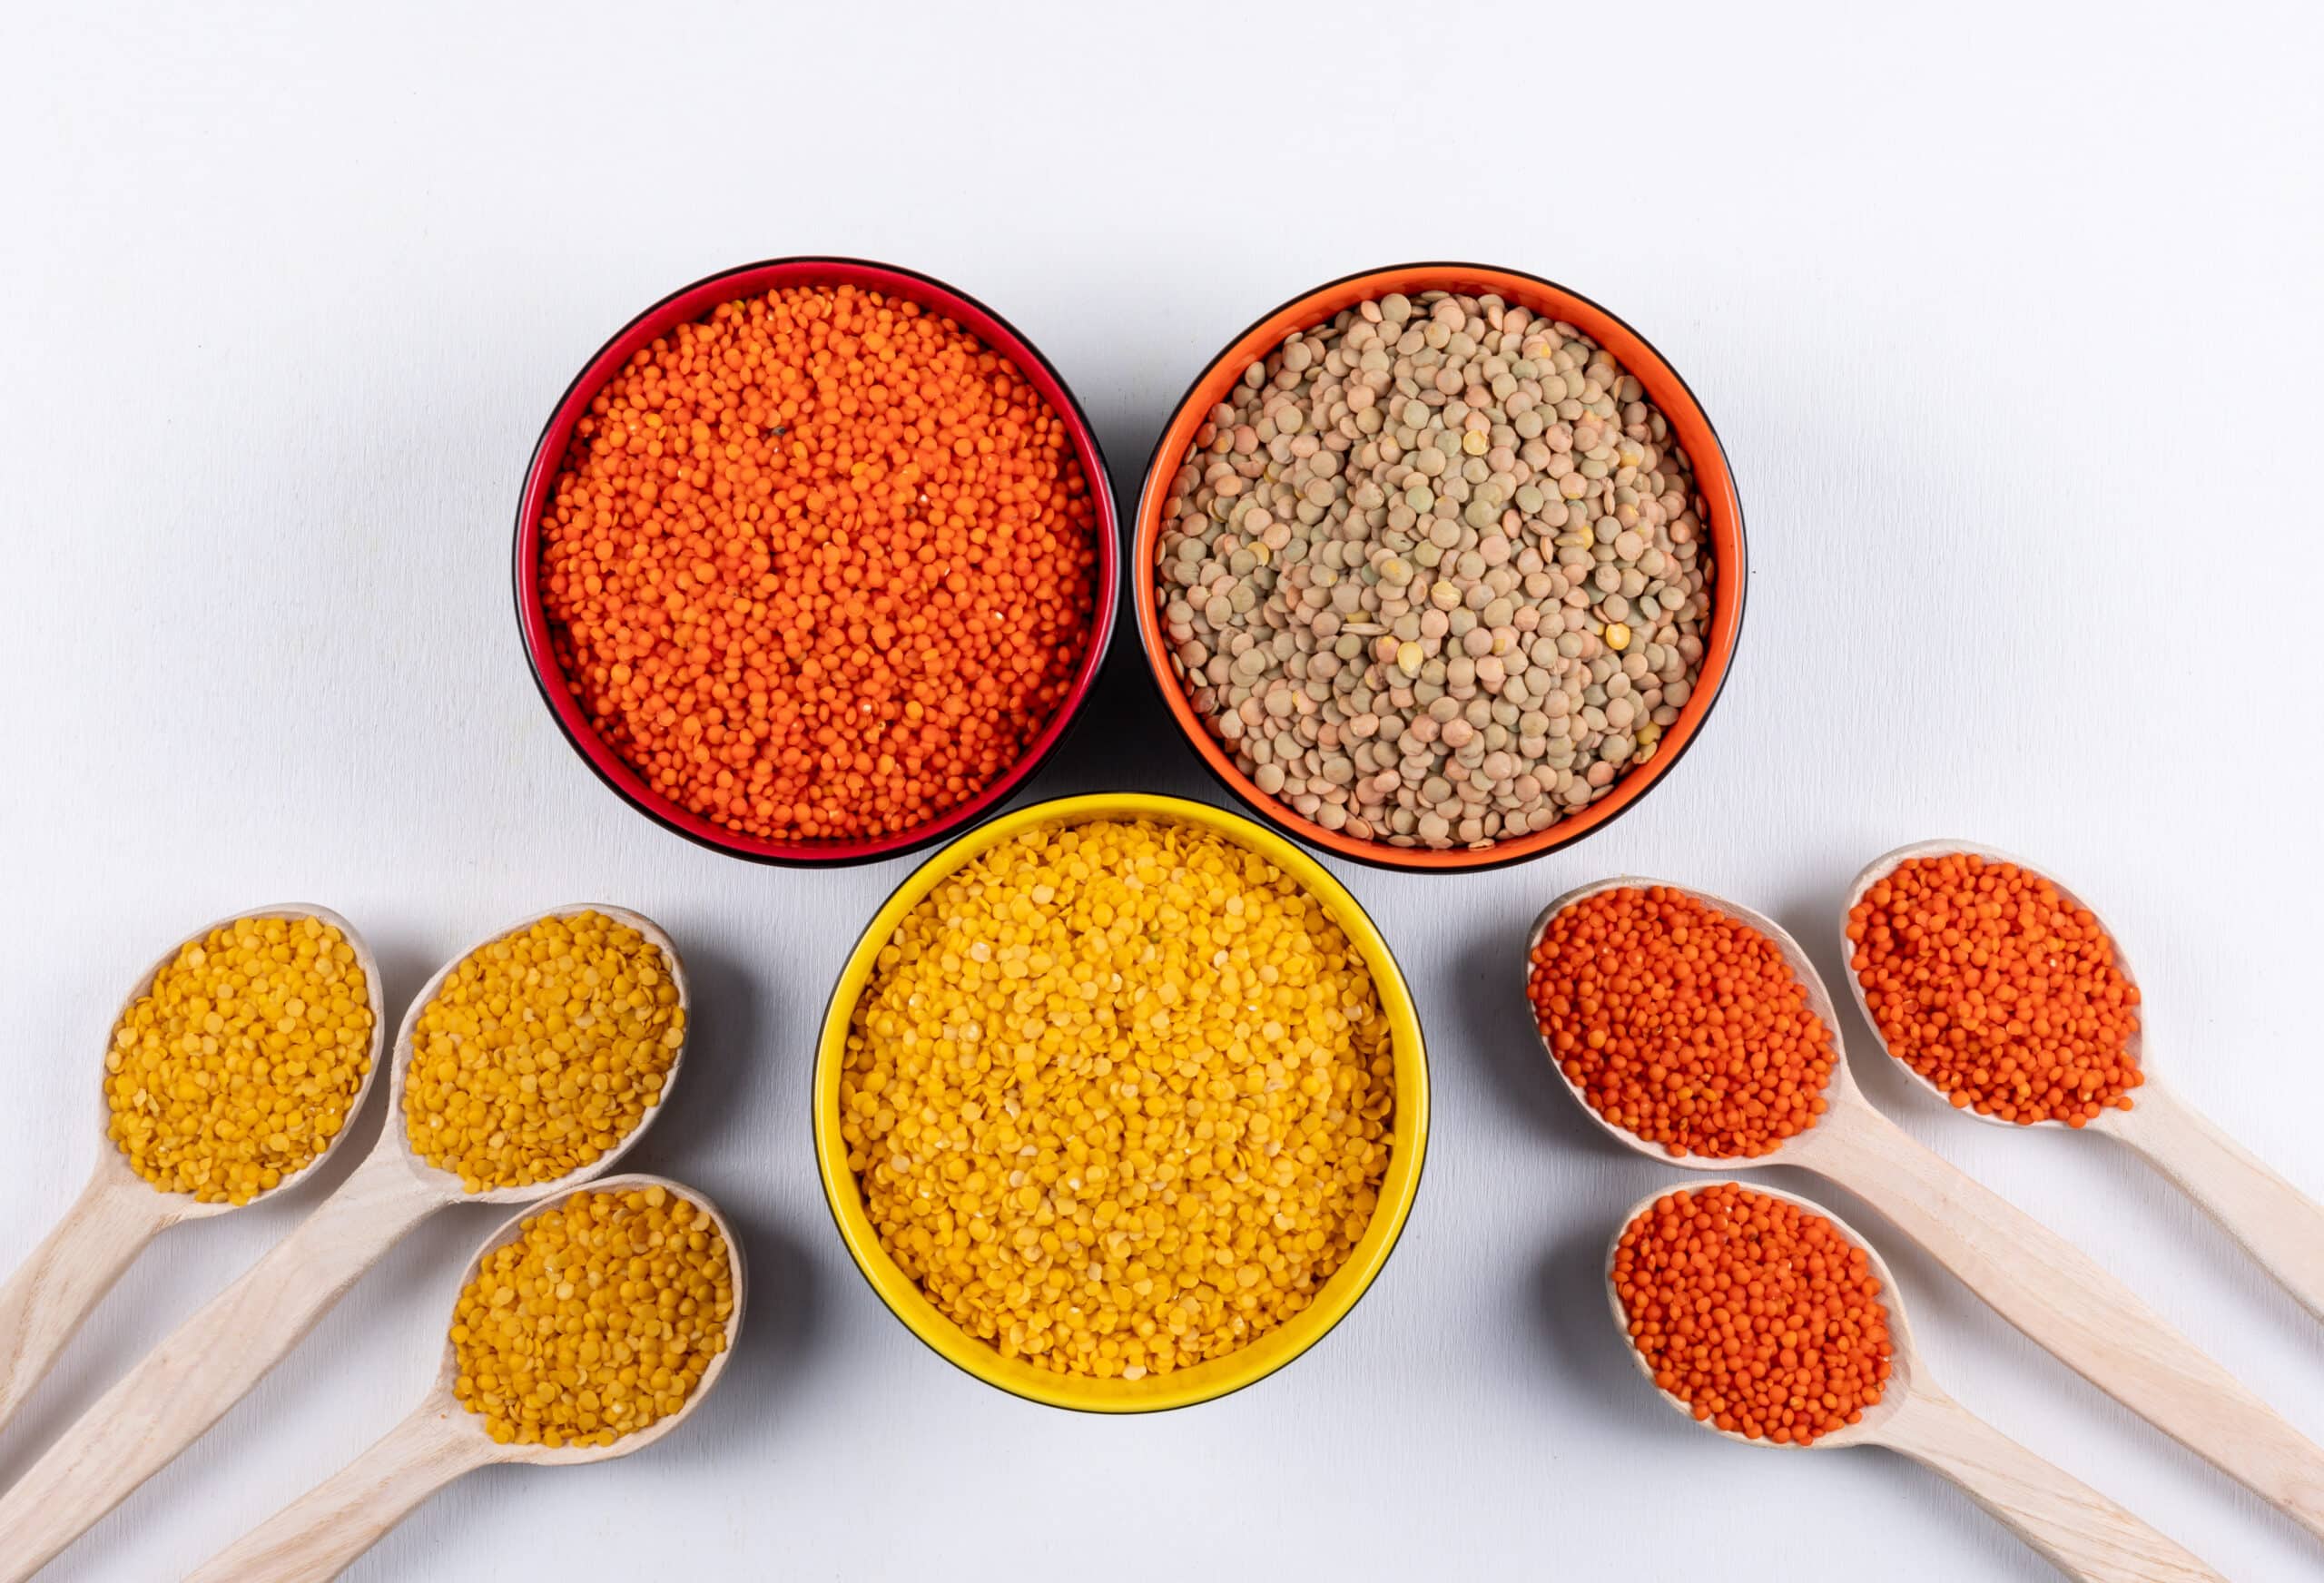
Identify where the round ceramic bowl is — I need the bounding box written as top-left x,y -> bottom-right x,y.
514,256 -> 1120,868
813,792 -> 1429,1411
1132,262 -> 1747,873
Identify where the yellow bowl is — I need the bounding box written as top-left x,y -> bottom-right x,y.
812,792 -> 1430,1412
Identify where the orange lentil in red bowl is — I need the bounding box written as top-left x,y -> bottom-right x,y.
536,281 -> 1100,846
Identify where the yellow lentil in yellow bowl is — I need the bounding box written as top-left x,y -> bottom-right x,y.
813,792 -> 1428,1412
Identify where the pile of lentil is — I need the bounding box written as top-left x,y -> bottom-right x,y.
1847,852 -> 2142,1126
450,1184 -> 734,1448
537,283 -> 1099,845
1529,886 -> 1835,1158
840,817 -> 1395,1380
402,911 -> 684,1193
1158,290 -> 1716,850
1613,1183 -> 1893,1445
104,915 -> 374,1204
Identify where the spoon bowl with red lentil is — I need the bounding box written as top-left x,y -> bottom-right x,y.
1844,840 -> 2324,1324
1526,875 -> 1857,1166
1606,1178 -> 2224,1581
0,905 -> 385,1440
1525,876 -> 2324,1537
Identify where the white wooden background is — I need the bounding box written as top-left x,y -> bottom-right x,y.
2,4 -> 2319,1578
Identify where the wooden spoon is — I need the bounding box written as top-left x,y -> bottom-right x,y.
181,1173 -> 743,1583
0,906 -> 385,1439
1527,878 -> 2324,1541
1606,1180 -> 2223,1582
1844,840 -> 2324,1324
0,905 -> 686,1583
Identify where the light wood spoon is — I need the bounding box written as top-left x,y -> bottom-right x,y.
182,1172 -> 743,1583
0,906 -> 385,1440
1529,877 -> 2324,1541
0,904 -> 686,1583
1845,839 -> 2324,1325
1606,1180 -> 2223,1582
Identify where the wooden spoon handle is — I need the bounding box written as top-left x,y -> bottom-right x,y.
1875,1385 -> 2224,1581
182,1402 -> 494,1583
1807,1101 -> 2324,1539
0,1146 -> 440,1583
2108,1084 -> 2324,1324
0,1162 -> 171,1437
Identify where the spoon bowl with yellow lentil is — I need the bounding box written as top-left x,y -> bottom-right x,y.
1606,1178 -> 2224,1581
184,1175 -> 743,1583
0,904 -> 692,1583
0,905 -> 383,1440
1843,839 -> 2324,1324
386,903 -> 692,1203
1524,875 -> 2324,1539
815,792 -> 1428,1413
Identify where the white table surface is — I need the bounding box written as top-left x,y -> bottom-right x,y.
4,4 -> 2319,1578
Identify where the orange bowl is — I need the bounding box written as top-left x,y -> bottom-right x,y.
1131,263 -> 1747,872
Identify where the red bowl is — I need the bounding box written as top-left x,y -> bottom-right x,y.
514,258 -> 1120,867
1132,262 -> 1746,873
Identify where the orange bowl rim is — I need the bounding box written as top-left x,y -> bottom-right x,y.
1130,261 -> 1747,874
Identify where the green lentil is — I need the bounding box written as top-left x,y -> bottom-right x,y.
1159,292 -> 1714,850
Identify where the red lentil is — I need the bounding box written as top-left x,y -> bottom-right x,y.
538,283 -> 1098,843
1613,1183 -> 1893,1445
1847,852 -> 2142,1126
1528,886 -> 1835,1158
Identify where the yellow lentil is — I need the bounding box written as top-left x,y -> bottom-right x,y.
103,915 -> 374,1205
401,912 -> 683,1193
449,1185 -> 734,1448
841,817 -> 1395,1380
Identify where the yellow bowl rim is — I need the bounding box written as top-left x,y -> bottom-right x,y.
812,792 -> 1431,1413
